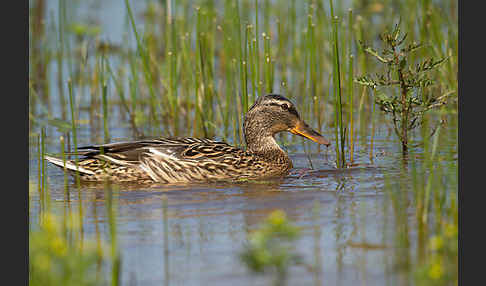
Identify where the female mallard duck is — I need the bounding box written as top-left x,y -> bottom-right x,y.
46,94 -> 330,184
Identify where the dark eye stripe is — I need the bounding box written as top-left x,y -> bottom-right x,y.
288,107 -> 299,117
266,102 -> 300,117
268,102 -> 283,108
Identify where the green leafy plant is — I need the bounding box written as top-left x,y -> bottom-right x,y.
355,22 -> 448,156
29,213 -> 106,286
240,210 -> 302,286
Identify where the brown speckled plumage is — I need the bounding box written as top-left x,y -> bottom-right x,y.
46,94 -> 330,184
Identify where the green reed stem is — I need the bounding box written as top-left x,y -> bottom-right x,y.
247,24 -> 256,104
92,192 -> 103,281
106,61 -> 142,137
254,0 -> 261,98
369,90 -> 376,163
60,135 -> 69,234
306,8 -> 323,140
77,191 -> 84,251
37,133 -> 42,213
235,0 -> 248,113
106,188 -> 120,286
347,9 -> 354,163
232,59 -> 242,145
102,82 -> 109,143
263,0 -> 270,38
39,131 -> 45,215
167,1 -> 178,134
196,7 -> 217,136
193,25 -> 207,138
41,128 -> 50,211
127,45 -> 138,116
41,129 -> 45,195
60,146 -> 68,241
195,8 -> 206,137
347,54 -> 354,163
330,0 -> 346,168
67,79 -> 80,187
60,0 -> 73,78
308,13 -> 317,98
263,33 -> 273,94
100,55 -> 110,142
276,16 -> 286,93
422,122 -> 442,224
57,0 -> 67,120
124,0 -> 159,128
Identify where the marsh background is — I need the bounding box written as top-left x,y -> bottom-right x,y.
29,0 -> 457,285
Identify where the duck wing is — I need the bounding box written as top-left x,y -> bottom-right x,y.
48,137 -> 286,183
75,137 -> 254,182
74,137 -> 245,165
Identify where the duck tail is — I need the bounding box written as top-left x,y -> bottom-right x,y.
44,155 -> 95,175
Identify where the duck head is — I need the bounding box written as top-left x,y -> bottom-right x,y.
243,94 -> 330,153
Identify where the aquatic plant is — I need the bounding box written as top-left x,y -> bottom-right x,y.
106,187 -> 121,286
355,22 -> 448,156
29,213 -> 105,286
240,210 -> 302,286
329,0 -> 346,169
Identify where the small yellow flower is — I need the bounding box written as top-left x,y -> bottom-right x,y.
429,236 -> 444,251
34,253 -> 51,272
50,237 -> 67,256
428,260 -> 444,280
42,213 -> 59,234
267,210 -> 286,227
444,223 -> 457,238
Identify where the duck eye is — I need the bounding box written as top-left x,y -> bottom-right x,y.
281,103 -> 289,110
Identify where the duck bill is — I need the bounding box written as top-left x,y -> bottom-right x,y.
290,121 -> 331,146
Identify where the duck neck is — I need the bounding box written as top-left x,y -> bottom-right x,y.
246,135 -> 283,155
244,125 -> 290,165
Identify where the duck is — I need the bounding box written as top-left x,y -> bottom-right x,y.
45,94 -> 330,184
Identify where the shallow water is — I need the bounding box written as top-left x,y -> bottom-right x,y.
29,0 -> 457,285
28,101 -> 457,286
29,122 -> 444,286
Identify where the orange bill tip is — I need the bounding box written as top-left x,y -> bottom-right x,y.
290,121 -> 331,146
